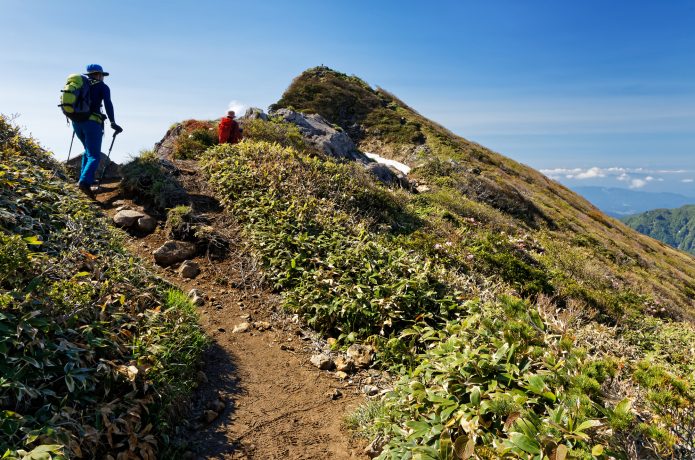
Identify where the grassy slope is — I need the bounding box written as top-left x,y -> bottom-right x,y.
142,67 -> 695,457
274,66 -> 695,322
622,205 -> 695,255
0,117 -> 207,459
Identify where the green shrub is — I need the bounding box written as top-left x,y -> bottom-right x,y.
120,149 -> 188,210
241,117 -> 308,151
0,116 -> 207,458
171,120 -> 218,159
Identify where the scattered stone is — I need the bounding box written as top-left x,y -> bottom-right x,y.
188,289 -> 204,306
363,385 -> 379,396
113,209 -> 145,227
233,322 -> 251,333
254,321 -> 271,331
329,388 -> 342,400
364,437 -> 383,458
310,354 -> 334,371
209,399 -> 226,413
347,344 -> 373,368
112,199 -> 128,208
178,260 -> 201,279
218,328 -> 226,333
136,215 -> 157,233
280,344 -> 294,351
416,184 -> 431,193
327,337 -> 338,348
334,356 -> 355,373
202,410 -> 218,424
335,371 -> 349,380
153,240 -> 196,267
365,163 -> 410,189
240,314 -> 251,320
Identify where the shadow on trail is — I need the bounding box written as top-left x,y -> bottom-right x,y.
181,341 -> 244,458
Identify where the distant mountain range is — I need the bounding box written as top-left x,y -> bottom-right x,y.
622,205 -> 695,255
573,186 -> 695,217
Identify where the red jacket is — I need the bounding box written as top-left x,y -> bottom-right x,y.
218,116 -> 242,144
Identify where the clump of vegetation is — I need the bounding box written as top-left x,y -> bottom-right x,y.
120,149 -> 189,210
164,205 -> 229,259
241,117 -> 309,151
200,130 -> 695,455
0,116 -> 207,458
171,119 -> 218,159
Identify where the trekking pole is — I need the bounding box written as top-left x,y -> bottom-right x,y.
66,131 -> 75,163
97,132 -> 119,192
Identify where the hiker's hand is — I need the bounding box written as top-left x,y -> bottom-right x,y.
111,123 -> 123,134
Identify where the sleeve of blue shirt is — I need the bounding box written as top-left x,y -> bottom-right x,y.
103,84 -> 116,124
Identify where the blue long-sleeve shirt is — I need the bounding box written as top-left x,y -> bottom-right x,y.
87,79 -> 116,123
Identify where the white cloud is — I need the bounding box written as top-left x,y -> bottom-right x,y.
683,178 -> 694,183
572,167 -> 605,179
227,100 -> 247,116
629,179 -> 647,189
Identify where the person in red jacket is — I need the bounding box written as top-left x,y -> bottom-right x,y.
218,110 -> 242,144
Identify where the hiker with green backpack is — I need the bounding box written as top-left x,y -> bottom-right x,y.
60,64 -> 123,198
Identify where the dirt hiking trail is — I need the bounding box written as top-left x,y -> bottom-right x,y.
94,159 -> 372,459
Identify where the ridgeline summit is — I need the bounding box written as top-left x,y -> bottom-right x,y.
3,66 -> 695,458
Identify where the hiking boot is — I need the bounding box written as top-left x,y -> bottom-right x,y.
78,182 -> 96,200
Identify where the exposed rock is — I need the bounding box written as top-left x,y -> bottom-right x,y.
310,354 -> 334,371
209,399 -> 226,413
365,163 -> 410,189
362,385 -> 379,396
334,356 -> 355,373
178,260 -> 201,279
243,107 -> 268,121
416,184 -> 431,193
347,344 -> 373,368
254,321 -> 271,331
233,322 -> 250,333
335,371 -> 348,380
272,108 -> 367,162
153,240 -> 196,267
113,209 -> 145,227
65,152 -> 121,180
137,215 -> 157,233
202,410 -> 218,424
364,437 -> 384,458
188,289 -> 204,306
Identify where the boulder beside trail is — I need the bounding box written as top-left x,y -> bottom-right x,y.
153,240 -> 196,267
271,108 -> 368,162
65,152 -> 121,180
346,344 -> 373,368
113,209 -> 145,228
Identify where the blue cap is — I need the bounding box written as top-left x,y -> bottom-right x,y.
85,64 -> 110,76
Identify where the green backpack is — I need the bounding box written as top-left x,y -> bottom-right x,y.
59,74 -> 92,122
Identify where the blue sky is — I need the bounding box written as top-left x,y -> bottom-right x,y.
2,0 -> 694,195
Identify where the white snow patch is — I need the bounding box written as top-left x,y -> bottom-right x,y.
364,152 -> 411,175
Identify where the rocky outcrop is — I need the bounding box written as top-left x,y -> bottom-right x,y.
243,107 -> 268,121
365,163 -> 410,189
271,108 -> 368,162
65,152 -> 121,180
153,124 -> 184,159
